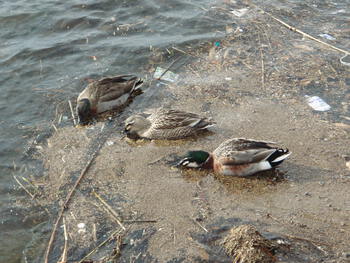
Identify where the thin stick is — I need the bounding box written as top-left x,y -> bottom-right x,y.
156,56 -> 182,80
44,147 -> 100,263
58,217 -> 68,263
253,5 -> 349,55
123,219 -> 157,223
93,191 -> 126,230
258,34 -> 265,88
68,100 -> 77,126
14,175 -> 35,199
192,218 -> 208,232
78,229 -> 121,263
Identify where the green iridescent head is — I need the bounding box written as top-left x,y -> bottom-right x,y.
177,150 -> 210,168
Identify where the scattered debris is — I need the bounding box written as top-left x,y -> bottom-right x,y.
153,67 -> 179,82
340,54 -> 350,66
319,34 -> 336,41
230,8 -> 249,17
106,140 -> 114,146
305,96 -> 331,111
222,225 -> 276,263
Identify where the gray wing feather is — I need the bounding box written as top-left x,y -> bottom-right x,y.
214,138 -> 277,165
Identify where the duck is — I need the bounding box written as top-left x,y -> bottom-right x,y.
124,108 -> 215,140
177,138 -> 291,176
76,74 -> 143,125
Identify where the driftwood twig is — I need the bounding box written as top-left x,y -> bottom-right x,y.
44,146 -> 101,263
93,191 -> 126,230
68,100 -> 77,126
156,56 -> 182,80
78,229 -> 122,263
252,4 -> 349,55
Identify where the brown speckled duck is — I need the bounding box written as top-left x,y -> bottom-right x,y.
76,75 -> 143,125
124,108 -> 215,140
178,138 -> 291,176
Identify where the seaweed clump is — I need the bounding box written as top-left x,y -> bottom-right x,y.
222,225 -> 276,263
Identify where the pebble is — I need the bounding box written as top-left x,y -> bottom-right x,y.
304,192 -> 311,196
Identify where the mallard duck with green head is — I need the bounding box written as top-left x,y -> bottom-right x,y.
76,74 -> 143,125
178,138 -> 291,176
124,108 -> 215,140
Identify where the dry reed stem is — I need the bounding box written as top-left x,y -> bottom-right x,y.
192,218 -> 208,232
44,145 -> 101,263
14,175 -> 35,199
93,190 -> 126,231
57,217 -> 68,263
258,34 -> 265,88
14,175 -> 51,216
252,4 -> 349,55
68,100 -> 77,126
156,56 -> 182,80
78,229 -> 122,263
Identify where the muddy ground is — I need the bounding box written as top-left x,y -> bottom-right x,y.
19,1 -> 349,262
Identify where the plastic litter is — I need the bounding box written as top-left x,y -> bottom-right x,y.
340,54 -> 350,66
230,8 -> 249,17
305,95 -> 331,111
319,34 -> 336,41
153,67 -> 179,82
77,222 -> 86,234
106,140 -> 114,146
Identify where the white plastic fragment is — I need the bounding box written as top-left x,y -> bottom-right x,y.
230,8 -> 249,17
77,222 -> 86,234
319,33 -> 336,41
305,95 -> 331,111
340,54 -> 350,66
153,67 -> 179,82
225,77 -> 232,81
106,140 -> 114,146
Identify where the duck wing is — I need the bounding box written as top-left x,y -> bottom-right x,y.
213,138 -> 277,165
150,109 -> 214,130
96,75 -> 143,102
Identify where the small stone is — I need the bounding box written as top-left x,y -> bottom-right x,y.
327,203 -> 332,207
304,192 -> 311,196
342,252 -> 350,258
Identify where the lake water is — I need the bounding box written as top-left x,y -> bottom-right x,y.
0,0 -> 349,262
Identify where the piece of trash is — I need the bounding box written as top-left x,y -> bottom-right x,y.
319,34 -> 336,41
214,41 -> 220,47
106,140 -> 114,146
62,116 -> 68,121
230,8 -> 249,17
340,54 -> 350,66
77,223 -> 86,233
153,67 -> 179,82
90,56 -> 97,61
225,77 -> 232,81
305,96 -> 331,111
346,161 -> 350,170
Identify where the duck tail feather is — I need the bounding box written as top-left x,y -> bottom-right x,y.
266,149 -> 291,167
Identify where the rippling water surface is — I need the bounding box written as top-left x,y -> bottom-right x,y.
0,0 -> 349,262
